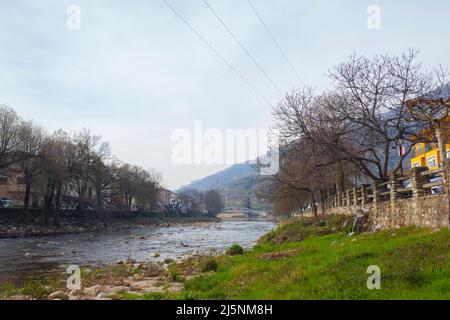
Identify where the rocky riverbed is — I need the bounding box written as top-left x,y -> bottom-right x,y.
7,258 -> 185,300
0,220 -> 276,290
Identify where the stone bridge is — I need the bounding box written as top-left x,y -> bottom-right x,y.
217,207 -> 265,219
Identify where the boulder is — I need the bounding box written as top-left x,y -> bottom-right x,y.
69,289 -> 83,296
97,292 -> 110,299
83,285 -> 103,297
48,291 -> 69,300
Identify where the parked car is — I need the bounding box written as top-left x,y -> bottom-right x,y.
429,176 -> 444,194
0,198 -> 12,208
403,174 -> 443,195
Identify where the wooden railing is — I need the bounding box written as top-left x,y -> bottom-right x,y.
323,167 -> 445,210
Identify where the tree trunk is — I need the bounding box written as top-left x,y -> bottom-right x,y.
24,175 -> 31,209
435,127 -> 447,165
96,187 -> 102,210
311,192 -> 318,220
55,181 -> 62,211
319,189 -> 326,215
128,197 -> 133,212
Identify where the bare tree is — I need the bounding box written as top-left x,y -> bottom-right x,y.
325,50 -> 433,181
41,130 -> 76,212
70,129 -> 110,209
0,104 -> 22,172
272,88 -> 356,218
116,164 -> 162,211
204,189 -> 224,216
90,157 -> 122,210
270,50 -> 437,218
17,121 -> 47,208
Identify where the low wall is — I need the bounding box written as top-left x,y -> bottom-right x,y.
302,195 -> 448,230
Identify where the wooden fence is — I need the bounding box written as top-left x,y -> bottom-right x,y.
323,166 -> 446,210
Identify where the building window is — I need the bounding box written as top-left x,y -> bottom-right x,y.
0,176 -> 7,185
16,176 -> 25,185
412,162 -> 420,168
446,149 -> 450,159
427,156 -> 437,168
416,144 -> 422,155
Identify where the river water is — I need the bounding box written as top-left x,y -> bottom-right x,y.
0,220 -> 275,284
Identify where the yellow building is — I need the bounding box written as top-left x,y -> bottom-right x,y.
411,142 -> 450,170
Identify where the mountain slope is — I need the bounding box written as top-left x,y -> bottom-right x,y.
180,163 -> 271,210
181,163 -> 258,192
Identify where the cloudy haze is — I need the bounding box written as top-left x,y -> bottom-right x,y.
1,0 -> 449,189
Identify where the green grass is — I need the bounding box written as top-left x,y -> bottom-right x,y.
174,215 -> 450,300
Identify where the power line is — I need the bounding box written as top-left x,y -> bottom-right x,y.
161,0 -> 273,107
247,0 -> 303,85
202,0 -> 284,97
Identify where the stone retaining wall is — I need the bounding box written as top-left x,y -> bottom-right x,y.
303,194 -> 448,230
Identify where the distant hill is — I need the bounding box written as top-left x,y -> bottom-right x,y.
181,163 -> 258,192
179,163 -> 272,210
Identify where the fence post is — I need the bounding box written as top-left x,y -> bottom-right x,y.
346,189 -> 352,207
372,181 -> 380,204
353,187 -> 359,206
389,174 -> 401,202
337,192 -> 342,207
411,167 -> 428,198
360,185 -> 369,205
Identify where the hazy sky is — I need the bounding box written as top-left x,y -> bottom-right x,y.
1,0 -> 449,189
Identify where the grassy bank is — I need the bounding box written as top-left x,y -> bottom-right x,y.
169,215 -> 450,300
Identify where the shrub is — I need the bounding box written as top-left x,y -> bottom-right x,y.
20,281 -> 51,299
200,258 -> 218,273
170,271 -> 180,281
226,244 -> 244,256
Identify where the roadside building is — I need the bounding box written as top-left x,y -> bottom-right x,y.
0,167 -> 45,208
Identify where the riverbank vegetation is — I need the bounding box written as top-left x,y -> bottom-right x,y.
0,103 -> 163,212
3,215 -> 450,300
172,216 -> 450,300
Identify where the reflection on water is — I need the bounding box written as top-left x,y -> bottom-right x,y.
0,220 -> 275,284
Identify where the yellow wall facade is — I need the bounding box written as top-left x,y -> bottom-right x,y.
410,143 -> 450,170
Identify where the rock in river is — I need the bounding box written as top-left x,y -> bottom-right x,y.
48,291 -> 69,300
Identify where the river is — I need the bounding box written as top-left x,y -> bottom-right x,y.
0,220 -> 275,285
